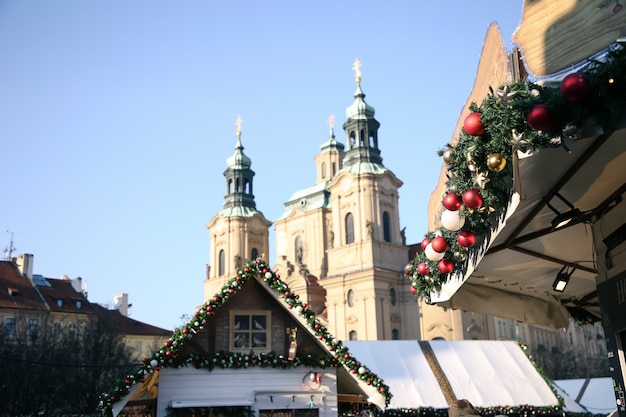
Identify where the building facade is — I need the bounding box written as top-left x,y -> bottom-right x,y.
204,67 -> 419,341
0,254 -> 169,360
201,63 -> 607,374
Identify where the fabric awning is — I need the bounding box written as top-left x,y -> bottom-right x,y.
344,340 -> 559,409
170,399 -> 253,408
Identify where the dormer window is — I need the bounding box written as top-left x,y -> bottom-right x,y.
230,310 -> 271,352
56,299 -> 63,307
8,288 -> 21,296
75,300 -> 82,309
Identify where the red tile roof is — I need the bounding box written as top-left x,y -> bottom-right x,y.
0,261 -> 47,311
92,304 -> 171,336
36,277 -> 95,314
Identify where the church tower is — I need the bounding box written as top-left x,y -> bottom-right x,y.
272,118 -> 345,316
323,59 -> 417,341
273,60 -> 419,340
204,116 -> 272,301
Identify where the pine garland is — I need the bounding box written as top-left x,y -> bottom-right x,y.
405,45 -> 626,302
99,258 -> 391,412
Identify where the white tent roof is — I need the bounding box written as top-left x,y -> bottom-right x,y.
552,384 -> 588,414
344,340 -> 448,408
344,340 -> 559,409
554,378 -> 617,415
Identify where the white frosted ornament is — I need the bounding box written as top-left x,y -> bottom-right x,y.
424,243 -> 445,261
441,209 -> 465,231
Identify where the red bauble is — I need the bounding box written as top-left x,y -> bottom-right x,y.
560,72 -> 590,102
443,192 -> 462,211
464,112 -> 485,136
421,237 -> 430,251
431,236 -> 449,253
527,103 -> 554,131
438,258 -> 454,274
410,286 -> 417,295
417,262 -> 430,276
457,230 -> 477,248
462,189 -> 483,209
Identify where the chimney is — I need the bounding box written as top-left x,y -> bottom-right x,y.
16,253 -> 34,280
71,276 -> 87,297
113,293 -> 130,316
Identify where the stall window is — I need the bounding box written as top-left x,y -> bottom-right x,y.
230,310 -> 271,352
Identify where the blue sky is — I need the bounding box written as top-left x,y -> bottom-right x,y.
0,1 -> 524,330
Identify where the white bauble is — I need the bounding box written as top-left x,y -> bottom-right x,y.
441,209 -> 465,231
425,243 -> 445,261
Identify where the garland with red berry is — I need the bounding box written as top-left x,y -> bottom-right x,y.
99,258 -> 391,414
404,45 -> 626,301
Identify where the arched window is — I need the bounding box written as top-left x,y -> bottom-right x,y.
349,132 -> 356,148
218,249 -> 225,276
251,247 -> 259,260
321,162 -> 327,179
228,179 -> 233,194
295,236 -> 303,264
236,178 -> 241,192
359,130 -> 365,146
349,330 -> 358,341
383,211 -> 391,242
391,329 -> 400,340
345,213 -> 354,244
390,287 -> 397,305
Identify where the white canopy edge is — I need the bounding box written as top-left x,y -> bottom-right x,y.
437,282 -> 570,328
170,399 -> 253,408
430,192 -> 521,303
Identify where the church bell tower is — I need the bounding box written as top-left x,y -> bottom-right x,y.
204,116 -> 272,300
323,60 -> 417,340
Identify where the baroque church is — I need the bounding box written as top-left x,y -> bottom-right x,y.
203,62 -> 420,341
200,61 -> 608,364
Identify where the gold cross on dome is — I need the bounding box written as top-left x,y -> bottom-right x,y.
235,115 -> 243,138
352,58 -> 362,84
328,114 -> 335,130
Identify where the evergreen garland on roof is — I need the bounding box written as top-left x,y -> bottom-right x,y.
404,45 -> 626,305
99,258 -> 391,414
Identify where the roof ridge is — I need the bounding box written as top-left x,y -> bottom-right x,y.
99,258 -> 391,412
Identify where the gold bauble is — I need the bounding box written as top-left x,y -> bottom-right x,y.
443,149 -> 454,164
486,153 -> 507,172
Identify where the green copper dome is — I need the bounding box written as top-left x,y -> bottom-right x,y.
345,84 -> 376,121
